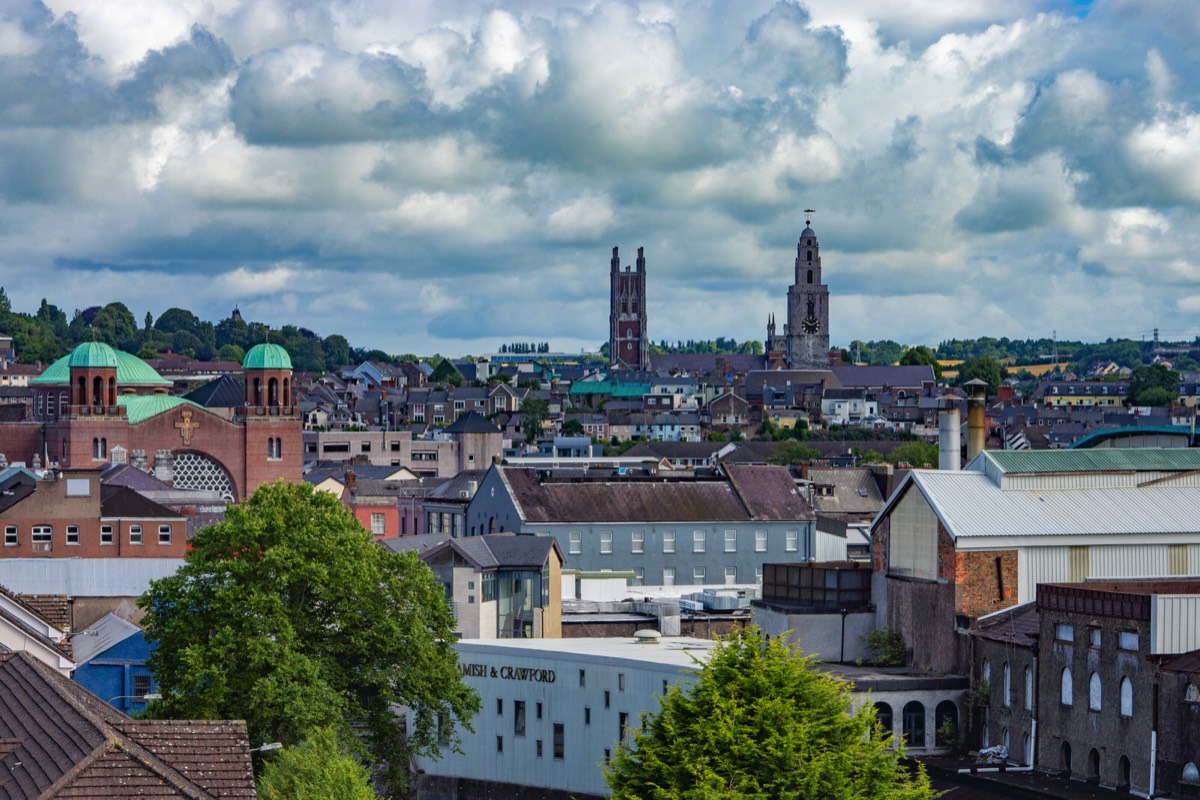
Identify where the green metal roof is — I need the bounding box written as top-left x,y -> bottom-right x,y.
983,447 -> 1200,474
569,379 -> 616,396
1069,426 -> 1192,450
117,395 -> 204,425
67,342 -> 118,369
242,343 -> 293,370
612,383 -> 651,398
31,350 -> 172,387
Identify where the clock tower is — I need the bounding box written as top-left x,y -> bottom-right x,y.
785,215 -> 831,370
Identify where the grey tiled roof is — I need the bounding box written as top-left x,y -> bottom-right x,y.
0,651 -> 255,798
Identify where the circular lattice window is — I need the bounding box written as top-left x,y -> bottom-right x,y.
172,452 -> 235,502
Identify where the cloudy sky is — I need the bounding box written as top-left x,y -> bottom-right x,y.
2,0 -> 1199,356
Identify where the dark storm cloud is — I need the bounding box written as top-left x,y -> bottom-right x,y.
0,1 -> 115,126
117,26 -> 236,116
228,44 -> 438,145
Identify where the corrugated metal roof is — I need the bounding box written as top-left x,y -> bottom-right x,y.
905,469 -> 1200,539
981,448 -> 1200,474
117,394 -> 204,425
0,559 -> 182,596
72,612 -> 141,664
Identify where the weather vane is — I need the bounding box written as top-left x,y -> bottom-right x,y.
804,208 -> 815,226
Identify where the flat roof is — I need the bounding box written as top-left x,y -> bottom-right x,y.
455,636 -> 715,670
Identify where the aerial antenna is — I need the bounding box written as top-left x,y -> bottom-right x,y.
804,208 -> 816,226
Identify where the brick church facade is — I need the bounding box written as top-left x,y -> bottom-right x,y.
3,342 -> 300,502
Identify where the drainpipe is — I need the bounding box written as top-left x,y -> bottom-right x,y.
1149,681 -> 1159,797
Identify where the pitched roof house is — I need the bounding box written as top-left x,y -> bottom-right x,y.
0,650 -> 255,798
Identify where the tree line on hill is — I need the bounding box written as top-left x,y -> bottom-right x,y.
0,288 -> 359,373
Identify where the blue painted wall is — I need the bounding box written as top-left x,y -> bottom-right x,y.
72,631 -> 157,713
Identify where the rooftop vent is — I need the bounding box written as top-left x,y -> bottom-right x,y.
634,629 -> 661,645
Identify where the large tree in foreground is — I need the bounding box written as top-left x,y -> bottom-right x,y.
140,481 -> 478,789
605,628 -> 934,800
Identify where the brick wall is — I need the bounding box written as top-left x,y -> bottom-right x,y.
956,549 -> 1019,618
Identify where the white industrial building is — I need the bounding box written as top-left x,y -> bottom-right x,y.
412,636 -> 966,799
414,637 -> 713,799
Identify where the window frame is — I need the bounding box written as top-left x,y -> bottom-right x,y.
129,524 -> 142,545
66,525 -> 79,545
724,529 -> 736,553
31,525 -> 52,544
100,525 -> 114,545
158,525 -> 172,545
631,530 -> 644,554
662,530 -> 675,553
4,525 -> 16,546
693,529 -> 705,553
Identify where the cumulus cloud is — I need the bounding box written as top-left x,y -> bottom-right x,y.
2,0 -> 1200,355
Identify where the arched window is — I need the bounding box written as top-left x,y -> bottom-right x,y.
1024,666 -> 1033,710
982,659 -> 991,685
92,376 -> 103,406
807,250 -> 813,263
1183,762 -> 1200,784
1023,732 -> 1033,765
806,268 -> 814,283
902,701 -> 925,747
268,378 -> 279,406
77,376 -> 86,405
1089,672 -> 1101,711
108,376 -> 116,405
1118,756 -> 1131,789
934,701 -> 958,748
1061,741 -> 1072,773
1088,748 -> 1100,781
1119,677 -> 1132,716
1186,682 -> 1200,702
1003,662 -> 1011,707
92,438 -> 101,459
874,702 -> 893,738
1002,728 -> 1010,757
1061,667 -> 1073,706
100,438 -> 106,459
283,378 -> 290,407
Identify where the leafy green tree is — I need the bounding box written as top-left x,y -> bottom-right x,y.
767,440 -> 821,465
956,357 -> 1007,394
219,344 -> 245,363
899,345 -> 943,381
139,482 -> 478,790
257,726 -> 375,800
605,627 -> 934,800
154,307 -> 201,335
561,418 -> 585,436
322,334 -> 351,368
1136,386 -> 1177,408
521,398 -> 550,439
885,440 -> 939,468
1128,364 -> 1179,406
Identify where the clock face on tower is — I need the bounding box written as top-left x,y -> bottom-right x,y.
801,316 -> 821,334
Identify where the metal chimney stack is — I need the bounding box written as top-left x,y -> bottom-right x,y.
938,397 -> 961,471
964,379 -> 988,463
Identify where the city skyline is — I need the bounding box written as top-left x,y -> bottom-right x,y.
2,0 -> 1198,356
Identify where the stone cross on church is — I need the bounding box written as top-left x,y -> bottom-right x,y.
175,408 -> 200,446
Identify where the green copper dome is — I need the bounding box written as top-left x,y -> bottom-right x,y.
242,343 -> 293,370
67,341 -> 119,369
32,349 -> 172,387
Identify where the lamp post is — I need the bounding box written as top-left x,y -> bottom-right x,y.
107,692 -> 161,705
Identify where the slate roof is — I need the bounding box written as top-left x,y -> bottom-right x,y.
974,601 -> 1039,646
499,465 -> 813,524
831,364 -> 934,389
422,533 -> 562,571
0,651 -> 255,798
444,411 -> 500,434
805,467 -> 885,514
100,485 -> 184,521
183,375 -> 245,408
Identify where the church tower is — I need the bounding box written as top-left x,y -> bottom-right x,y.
609,246 -> 648,371
785,215 -> 831,370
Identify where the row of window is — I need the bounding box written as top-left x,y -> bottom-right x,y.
3,524 -> 172,547
492,700 -> 565,759
873,700 -> 958,749
982,660 -> 1034,712
1061,668 -> 1135,716
569,529 -> 800,556
1054,623 -> 1139,652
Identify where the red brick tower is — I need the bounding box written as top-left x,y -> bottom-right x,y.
241,343 -> 301,496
